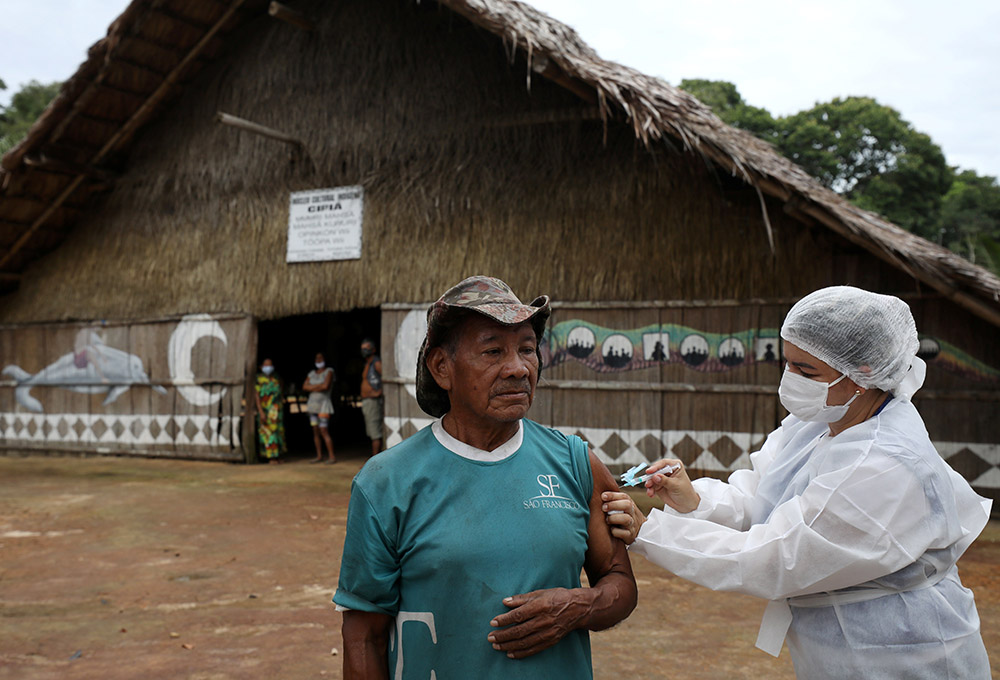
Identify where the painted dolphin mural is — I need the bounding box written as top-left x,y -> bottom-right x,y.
2,337 -> 167,413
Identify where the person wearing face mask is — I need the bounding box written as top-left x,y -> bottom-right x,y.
254,358 -> 286,464
359,339 -> 384,456
304,352 -> 336,464
602,286 -> 991,679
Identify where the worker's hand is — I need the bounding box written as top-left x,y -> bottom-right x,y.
644,459 -> 700,514
601,491 -> 645,544
487,588 -> 588,659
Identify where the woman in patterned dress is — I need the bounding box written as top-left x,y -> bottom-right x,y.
254,358 -> 286,463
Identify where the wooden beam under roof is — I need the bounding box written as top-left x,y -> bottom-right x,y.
75,111 -> 126,126
113,55 -> 170,79
0,219 -> 64,239
23,154 -> 121,183
484,107 -> 602,128
529,55 -> 598,105
123,31 -> 197,58
95,81 -> 152,102
153,6 -> 213,31
268,2 -> 314,31
3,193 -> 87,214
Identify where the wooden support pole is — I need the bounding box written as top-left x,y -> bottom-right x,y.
242,317 -> 259,463
268,2 -> 314,31
216,111 -> 303,146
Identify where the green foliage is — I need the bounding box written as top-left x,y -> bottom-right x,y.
0,79 -> 61,155
680,79 -> 997,269
775,97 -> 952,239
938,170 -> 1000,274
679,79 -> 778,140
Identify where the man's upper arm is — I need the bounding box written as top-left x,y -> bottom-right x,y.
583,449 -> 634,585
334,482 -> 401,616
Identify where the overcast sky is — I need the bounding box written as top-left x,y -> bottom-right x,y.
3,0 -> 998,178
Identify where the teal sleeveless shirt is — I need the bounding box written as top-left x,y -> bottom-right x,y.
334,419 -> 594,679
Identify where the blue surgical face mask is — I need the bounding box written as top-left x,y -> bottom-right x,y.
262,365 -> 275,376
778,368 -> 860,422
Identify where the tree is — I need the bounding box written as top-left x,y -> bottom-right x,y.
0,79 -> 61,155
938,170 -> 1000,274
775,97 -> 953,239
679,79 -> 778,140
682,82 -> 956,241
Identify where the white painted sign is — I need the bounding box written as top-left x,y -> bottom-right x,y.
286,186 -> 364,262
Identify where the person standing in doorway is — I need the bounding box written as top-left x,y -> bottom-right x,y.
359,338 -> 383,456
304,352 -> 336,464
254,358 -> 286,464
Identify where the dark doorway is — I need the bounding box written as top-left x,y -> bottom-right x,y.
256,308 -> 380,461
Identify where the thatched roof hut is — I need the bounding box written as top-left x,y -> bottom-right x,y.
0,0 -> 997,506
1,0 -> 997,323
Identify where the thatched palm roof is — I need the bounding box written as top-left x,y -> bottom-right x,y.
2,0 -> 999,326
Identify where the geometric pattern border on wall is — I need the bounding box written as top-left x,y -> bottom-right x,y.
384,417 -> 1000,489
936,441 -> 1000,489
0,412 -> 239,448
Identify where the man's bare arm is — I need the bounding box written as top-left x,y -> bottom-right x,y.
487,450 -> 638,659
342,610 -> 392,680
580,449 -> 639,630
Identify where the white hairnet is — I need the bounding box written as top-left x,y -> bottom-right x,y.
780,286 -> 921,395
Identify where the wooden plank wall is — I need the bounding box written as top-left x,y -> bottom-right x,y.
0,314 -> 253,461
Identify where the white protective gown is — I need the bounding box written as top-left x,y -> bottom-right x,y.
631,398 -> 992,679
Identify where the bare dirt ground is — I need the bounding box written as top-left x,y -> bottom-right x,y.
1,450 -> 998,679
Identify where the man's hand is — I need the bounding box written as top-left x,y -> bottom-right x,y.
602,491 -> 647,544
487,449 -> 638,661
487,587 -> 591,659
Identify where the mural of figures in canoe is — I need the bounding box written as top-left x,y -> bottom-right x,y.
542,320 -> 774,374
541,319 -> 1000,382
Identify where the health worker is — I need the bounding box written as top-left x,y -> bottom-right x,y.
603,285 -> 992,679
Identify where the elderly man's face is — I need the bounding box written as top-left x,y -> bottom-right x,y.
432,315 -> 539,426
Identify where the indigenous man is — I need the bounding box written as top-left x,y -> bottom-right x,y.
334,276 -> 637,679
359,338 -> 384,456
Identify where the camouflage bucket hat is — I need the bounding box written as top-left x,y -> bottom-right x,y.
416,276 -> 551,418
